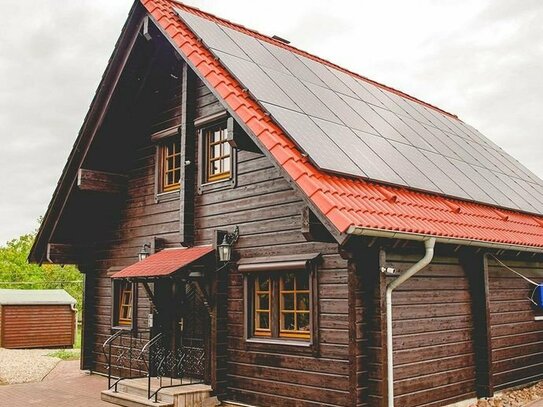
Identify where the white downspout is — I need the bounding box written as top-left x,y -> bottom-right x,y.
386,237 -> 436,407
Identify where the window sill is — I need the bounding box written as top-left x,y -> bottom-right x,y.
246,337 -> 311,347
198,177 -> 235,194
244,336 -> 316,356
155,190 -> 180,203
111,325 -> 133,331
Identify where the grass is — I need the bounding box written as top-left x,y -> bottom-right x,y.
47,349 -> 80,361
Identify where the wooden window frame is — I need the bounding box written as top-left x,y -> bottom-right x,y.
279,272 -> 311,339
196,113 -> 237,194
151,126 -> 182,201
112,280 -> 138,331
118,283 -> 133,326
254,274 -> 272,337
244,267 -> 317,350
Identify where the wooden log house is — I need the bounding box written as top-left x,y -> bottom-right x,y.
29,1 -> 543,406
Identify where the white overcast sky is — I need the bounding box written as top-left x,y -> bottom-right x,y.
0,0 -> 542,244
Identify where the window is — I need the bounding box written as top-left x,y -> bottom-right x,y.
250,270 -> 312,341
160,137 -> 181,193
254,275 -> 271,336
112,280 -> 136,329
196,114 -> 237,194
118,282 -> 133,326
280,272 -> 310,339
204,124 -> 231,183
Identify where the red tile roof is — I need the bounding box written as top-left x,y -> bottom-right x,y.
111,246 -> 214,278
142,0 -> 543,250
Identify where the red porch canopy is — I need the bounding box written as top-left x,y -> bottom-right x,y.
111,246 -> 214,279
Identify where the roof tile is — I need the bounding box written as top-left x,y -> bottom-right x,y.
143,0 -> 543,249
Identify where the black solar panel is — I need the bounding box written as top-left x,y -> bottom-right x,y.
175,7 -> 543,215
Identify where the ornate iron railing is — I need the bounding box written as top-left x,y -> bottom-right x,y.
102,330 -> 206,402
102,329 -> 152,391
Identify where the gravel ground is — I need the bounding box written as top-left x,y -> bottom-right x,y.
472,382 -> 543,407
0,348 -> 75,384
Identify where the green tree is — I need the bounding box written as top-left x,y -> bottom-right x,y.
0,229 -> 83,314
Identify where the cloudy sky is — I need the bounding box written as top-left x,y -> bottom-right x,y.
0,0 -> 542,245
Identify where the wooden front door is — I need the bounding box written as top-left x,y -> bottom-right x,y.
153,278 -> 210,382
177,280 -> 210,381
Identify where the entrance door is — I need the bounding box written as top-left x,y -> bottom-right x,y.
177,280 -> 210,381
152,278 -> 210,383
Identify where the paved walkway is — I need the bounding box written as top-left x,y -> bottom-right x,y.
0,360 -> 109,406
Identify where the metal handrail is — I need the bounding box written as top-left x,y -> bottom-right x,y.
102,329 -> 151,390
103,329 -> 206,402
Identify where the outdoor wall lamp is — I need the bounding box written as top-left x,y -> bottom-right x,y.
217,226 -> 239,263
138,243 -> 151,261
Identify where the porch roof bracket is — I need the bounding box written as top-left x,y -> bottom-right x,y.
141,281 -> 159,312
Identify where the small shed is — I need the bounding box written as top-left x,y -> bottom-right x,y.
0,289 -> 77,349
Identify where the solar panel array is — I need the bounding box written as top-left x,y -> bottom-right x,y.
175,8 -> 543,215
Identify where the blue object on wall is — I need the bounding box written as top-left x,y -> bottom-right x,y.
536,284 -> 543,309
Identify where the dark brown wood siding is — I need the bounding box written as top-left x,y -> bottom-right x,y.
0,304 -> 75,349
488,258 -> 543,390
385,252 -> 477,407
192,74 -> 352,407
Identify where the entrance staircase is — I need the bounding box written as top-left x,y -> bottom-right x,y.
101,377 -> 220,407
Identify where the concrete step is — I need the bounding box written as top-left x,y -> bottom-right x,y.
117,381 -> 172,403
101,390 -> 173,407
118,378 -> 212,404
202,396 -> 220,406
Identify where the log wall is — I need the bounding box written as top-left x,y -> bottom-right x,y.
487,258 -> 543,390
384,252 -> 478,407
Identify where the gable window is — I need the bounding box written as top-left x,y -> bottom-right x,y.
160,137 -> 181,193
205,123 -> 231,183
196,112 -> 237,193
240,253 -> 320,345
112,280 -> 137,329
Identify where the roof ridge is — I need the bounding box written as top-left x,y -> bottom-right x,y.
169,0 -> 459,119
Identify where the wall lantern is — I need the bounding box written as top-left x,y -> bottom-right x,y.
138,243 -> 151,261
217,226 -> 239,263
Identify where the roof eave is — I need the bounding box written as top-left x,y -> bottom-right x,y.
346,225 -> 543,254
28,1 -> 145,264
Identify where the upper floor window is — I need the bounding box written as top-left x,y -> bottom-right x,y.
204,124 -> 231,183
160,137 -> 181,193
